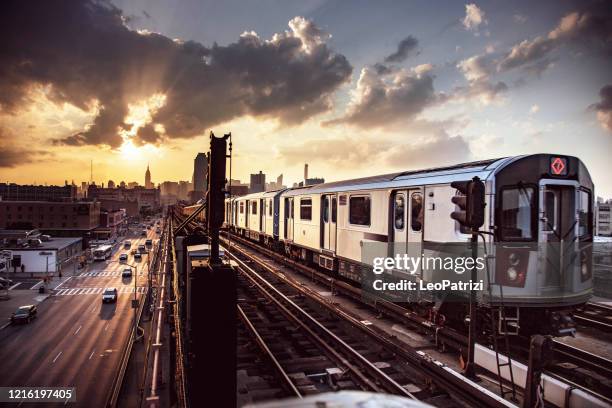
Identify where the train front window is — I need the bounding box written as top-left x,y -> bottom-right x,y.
394,195 -> 404,230
578,189 -> 591,237
500,186 -> 535,241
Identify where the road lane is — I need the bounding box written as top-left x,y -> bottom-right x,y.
0,225 -> 159,407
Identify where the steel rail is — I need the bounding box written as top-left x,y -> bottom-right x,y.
237,304 -> 303,398
233,251 -> 417,399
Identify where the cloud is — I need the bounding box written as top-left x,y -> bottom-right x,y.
279,131 -> 472,171
463,4 -> 487,32
530,104 -> 540,114
497,8 -> 612,75
324,65 -> 439,129
513,14 -> 528,24
0,1 -> 352,148
384,36 -> 419,63
592,85 -> 612,132
0,129 -> 52,167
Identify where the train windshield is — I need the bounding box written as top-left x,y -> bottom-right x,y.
500,186 -> 535,241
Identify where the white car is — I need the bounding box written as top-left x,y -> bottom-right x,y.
102,287 -> 118,303
121,268 -> 132,278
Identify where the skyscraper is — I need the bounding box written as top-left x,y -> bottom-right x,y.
193,153 -> 208,192
145,164 -> 153,188
250,171 -> 266,193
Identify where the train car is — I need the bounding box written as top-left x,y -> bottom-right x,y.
228,154 -> 594,336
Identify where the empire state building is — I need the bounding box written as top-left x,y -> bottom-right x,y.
145,164 -> 153,189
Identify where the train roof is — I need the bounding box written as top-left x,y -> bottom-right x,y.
281,157 -> 511,196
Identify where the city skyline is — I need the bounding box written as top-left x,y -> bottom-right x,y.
0,0 -> 611,197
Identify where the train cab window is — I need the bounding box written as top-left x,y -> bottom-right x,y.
578,189 -> 591,237
394,195 -> 405,230
252,201 -> 257,214
349,196 -> 370,226
300,198 -> 312,220
332,197 -> 337,223
500,187 -> 535,241
411,193 -> 423,232
542,190 -> 558,232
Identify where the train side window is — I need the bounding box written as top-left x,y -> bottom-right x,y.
332,197 -> 337,223
578,189 -> 591,237
269,199 -> 273,216
500,186 -> 535,241
411,193 -> 423,232
322,197 -> 329,223
252,201 -> 257,214
394,194 -> 405,230
349,195 -> 370,226
300,198 -> 312,220
240,202 -> 244,214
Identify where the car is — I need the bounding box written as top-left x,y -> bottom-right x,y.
155,228 -> 161,234
124,240 -> 131,249
121,268 -> 132,278
141,230 -> 147,236
134,252 -> 142,260
102,287 -> 118,303
145,239 -> 153,247
119,253 -> 128,262
11,305 -> 37,324
138,244 -> 146,253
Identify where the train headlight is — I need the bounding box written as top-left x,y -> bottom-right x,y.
507,266 -> 518,281
508,253 -> 520,267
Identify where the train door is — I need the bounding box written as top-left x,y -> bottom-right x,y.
245,200 -> 250,228
392,189 -> 424,276
284,197 -> 294,241
321,194 -> 337,252
539,180 -> 583,291
260,199 -> 265,232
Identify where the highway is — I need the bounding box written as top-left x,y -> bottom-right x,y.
0,223 -> 160,407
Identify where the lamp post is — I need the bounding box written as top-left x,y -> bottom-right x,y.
107,260 -> 140,342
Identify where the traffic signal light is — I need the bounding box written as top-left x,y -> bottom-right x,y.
450,176 -> 486,231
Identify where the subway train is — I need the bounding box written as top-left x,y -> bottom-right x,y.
217,154 -> 594,336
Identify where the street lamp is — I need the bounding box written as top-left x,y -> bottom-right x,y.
106,260 -> 141,342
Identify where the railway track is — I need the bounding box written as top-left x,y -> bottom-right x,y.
222,231 -> 612,406
226,236 -> 516,408
573,302 -> 612,332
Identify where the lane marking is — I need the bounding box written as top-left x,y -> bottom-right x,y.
104,323 -> 109,332
52,351 -> 63,363
30,280 -> 44,290
54,276 -> 73,290
74,325 -> 82,336
89,349 -> 95,360
9,282 -> 21,290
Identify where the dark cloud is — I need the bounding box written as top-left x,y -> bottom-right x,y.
0,1 -> 352,148
135,123 -> 163,145
384,36 -> 419,63
592,84 -> 612,132
325,65 -> 438,128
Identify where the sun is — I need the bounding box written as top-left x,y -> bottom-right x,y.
119,139 -> 143,160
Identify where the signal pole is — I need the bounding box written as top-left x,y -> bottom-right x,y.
450,176 -> 486,378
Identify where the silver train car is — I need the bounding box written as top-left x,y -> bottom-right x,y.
224,154 -> 594,336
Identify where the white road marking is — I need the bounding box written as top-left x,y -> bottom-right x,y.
52,351 -> 63,363
74,325 -> 82,336
88,349 -> 95,360
8,282 -> 21,290
104,323 -> 109,332
30,280 -> 44,290
53,276 -> 73,290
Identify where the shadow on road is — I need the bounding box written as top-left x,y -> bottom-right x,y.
99,302 -> 116,320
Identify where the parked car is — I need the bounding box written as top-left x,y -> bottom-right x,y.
102,288 -> 118,303
141,230 -> 147,236
11,305 -> 37,324
0,277 -> 14,287
155,228 -> 161,234
119,253 -> 128,262
121,268 -> 132,278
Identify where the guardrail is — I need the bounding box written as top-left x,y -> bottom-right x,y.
106,274 -> 150,407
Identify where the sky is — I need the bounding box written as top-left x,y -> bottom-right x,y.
0,0 -> 611,197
